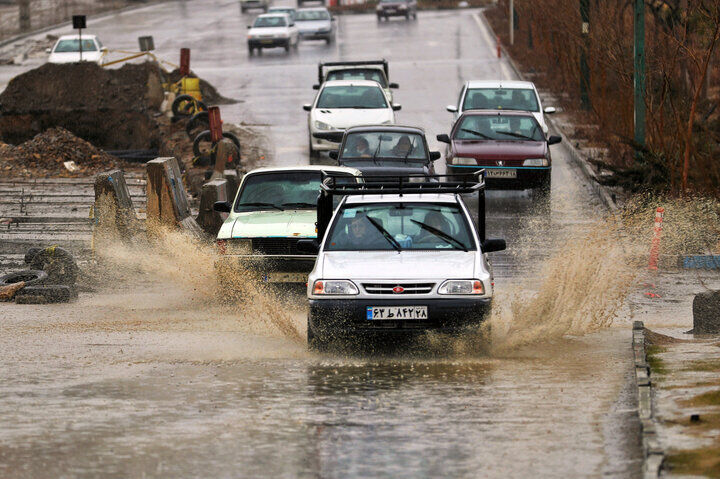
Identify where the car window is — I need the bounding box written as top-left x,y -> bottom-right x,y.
325,203 -> 475,251
326,69 -> 387,88
234,172 -> 354,212
462,88 -> 539,112
316,85 -> 388,109
253,16 -> 287,27
453,115 -> 544,141
341,132 -> 426,160
296,9 -> 330,20
53,39 -> 98,52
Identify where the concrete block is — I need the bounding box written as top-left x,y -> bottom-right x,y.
213,138 -> 240,174
196,179 -> 228,237
693,290 -> 720,334
224,168 -> 241,201
146,157 -> 203,238
93,169 -> 137,240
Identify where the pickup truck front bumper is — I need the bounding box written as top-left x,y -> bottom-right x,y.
216,254 -> 316,284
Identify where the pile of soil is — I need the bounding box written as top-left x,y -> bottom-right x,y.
0,127 -> 133,177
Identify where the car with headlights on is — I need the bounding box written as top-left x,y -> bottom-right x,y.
304,79 -> 400,158
213,165 -> 362,285
446,80 -> 555,134
47,34 -> 108,64
437,110 -> 562,192
295,7 -> 335,43
247,13 -> 299,54
376,0 -> 417,20
314,60 -> 399,103
296,174 -> 506,348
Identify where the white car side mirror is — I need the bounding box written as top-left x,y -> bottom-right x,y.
446,105 -> 458,113
544,106 -> 556,114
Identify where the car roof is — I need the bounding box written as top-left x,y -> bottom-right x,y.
245,165 -> 362,176
321,79 -> 382,87
458,109 -> 538,118
344,193 -> 460,204
57,34 -> 98,40
465,80 -> 536,90
345,124 -> 425,135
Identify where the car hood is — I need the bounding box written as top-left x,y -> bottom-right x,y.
248,26 -> 289,36
319,250 -> 477,279
452,139 -> 546,160
48,52 -> 102,63
313,108 -> 393,130
217,209 -> 317,239
297,20 -> 331,32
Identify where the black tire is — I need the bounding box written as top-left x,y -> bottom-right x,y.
377,14 -> 383,21
24,247 -> 43,265
15,285 -> 76,304
405,11 -> 410,19
29,246 -> 79,286
308,136 -> 318,159
185,111 -> 210,139
172,94 -> 207,118
0,269 -> 48,287
192,130 -> 241,159
241,6 -> 246,13
284,42 -> 290,52
307,316 -> 328,352
248,44 -> 253,55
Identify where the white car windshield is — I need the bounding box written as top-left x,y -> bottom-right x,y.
326,69 -> 387,88
326,203 -> 475,251
53,39 -> 98,52
462,88 -> 539,112
341,132 -> 426,160
296,10 -> 330,20
316,85 -> 388,109
254,16 -> 287,27
454,115 -> 544,142
234,172 -> 354,212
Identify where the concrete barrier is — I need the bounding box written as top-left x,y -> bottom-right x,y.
93,169 -> 137,240
224,168 -> 241,201
146,157 -> 203,237
693,291 -> 720,334
214,138 -> 240,174
196,179 -> 228,237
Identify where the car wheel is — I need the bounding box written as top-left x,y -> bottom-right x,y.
377,14 -> 383,21
413,11 -> 417,19
308,136 -> 319,159
405,12 -> 410,19
307,316 -> 329,352
248,44 -> 253,55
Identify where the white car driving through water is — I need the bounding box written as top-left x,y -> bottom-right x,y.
304,79 -> 401,158
247,13 -> 299,55
297,173 -> 506,348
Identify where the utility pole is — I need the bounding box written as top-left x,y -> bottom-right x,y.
633,0 -> 646,155
509,0 -> 514,46
579,0 -> 590,110
18,0 -> 31,32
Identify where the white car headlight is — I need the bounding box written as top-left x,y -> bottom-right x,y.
314,120 -> 332,130
438,280 -> 484,295
450,157 -> 477,166
313,280 -> 359,295
522,158 -> 549,167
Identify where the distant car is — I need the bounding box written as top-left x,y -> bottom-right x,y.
268,5 -> 296,21
47,34 -> 107,64
247,13 -> 299,55
295,7 -> 336,44
446,80 -> 556,134
303,80 -> 401,158
240,0 -> 269,13
315,60 -> 399,103
330,125 -> 440,180
437,110 -> 562,192
213,165 -> 363,286
376,0 -> 417,20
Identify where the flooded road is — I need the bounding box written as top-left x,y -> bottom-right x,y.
0,1 -> 643,477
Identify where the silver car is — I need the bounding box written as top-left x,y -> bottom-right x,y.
295,7 -> 336,44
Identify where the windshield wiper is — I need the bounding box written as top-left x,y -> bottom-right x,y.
280,202 -> 316,209
497,131 -> 536,141
402,136 -> 418,160
460,128 -> 491,140
371,135 -> 386,165
410,219 -> 468,251
366,216 -> 401,252
237,202 -> 284,211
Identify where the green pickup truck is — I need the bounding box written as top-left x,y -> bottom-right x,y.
213,165 -> 362,284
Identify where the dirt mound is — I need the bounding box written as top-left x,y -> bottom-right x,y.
0,127 -> 132,177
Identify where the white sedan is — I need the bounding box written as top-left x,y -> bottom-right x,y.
47,34 -> 107,64
247,13 -> 299,54
303,80 -> 401,157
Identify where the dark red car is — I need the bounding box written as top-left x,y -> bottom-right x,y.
437,110 -> 562,192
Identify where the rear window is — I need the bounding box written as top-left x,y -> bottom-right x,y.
53,39 -> 98,52
254,16 -> 287,27
462,88 -> 539,112
326,69 -> 387,87
296,9 -> 330,20
316,85 -> 388,109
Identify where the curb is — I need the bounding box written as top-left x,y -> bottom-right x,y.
476,11 -> 619,213
632,320 -> 665,478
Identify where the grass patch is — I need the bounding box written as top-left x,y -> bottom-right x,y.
646,345 -> 668,375
667,446 -> 720,477
682,390 -> 720,408
683,359 -> 720,373
666,412 -> 720,432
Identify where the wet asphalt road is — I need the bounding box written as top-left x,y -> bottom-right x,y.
0,2 -> 642,477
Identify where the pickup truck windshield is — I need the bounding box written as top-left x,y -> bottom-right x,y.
234,172 -> 354,212
54,39 -> 98,52
341,132 -> 426,160
454,114 -> 544,142
462,88 -> 539,112
253,16 -> 287,27
326,68 -> 387,88
316,85 -> 388,109
325,203 -> 475,251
